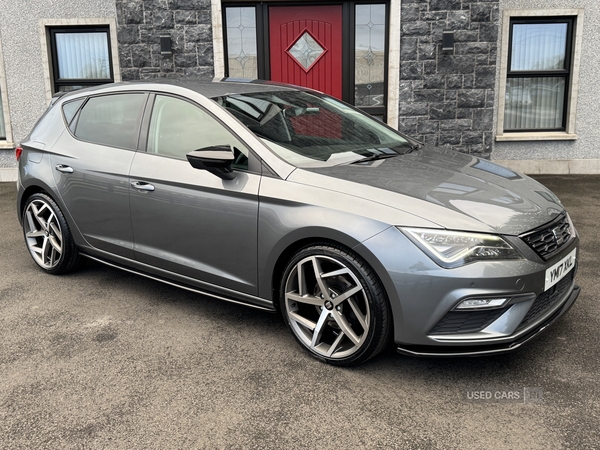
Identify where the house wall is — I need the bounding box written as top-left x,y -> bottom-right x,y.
397,0 -> 500,158
493,0 -> 600,174
115,0 -> 214,80
0,0 -> 118,177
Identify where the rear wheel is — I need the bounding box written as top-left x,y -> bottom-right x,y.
280,244 -> 391,366
22,193 -> 81,274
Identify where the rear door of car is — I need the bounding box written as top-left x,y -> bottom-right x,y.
51,92 -> 148,259
128,93 -> 261,296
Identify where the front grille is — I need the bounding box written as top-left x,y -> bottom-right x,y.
516,270 -> 574,332
521,214 -> 571,260
430,307 -> 509,335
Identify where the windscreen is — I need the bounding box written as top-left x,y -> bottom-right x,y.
213,90 -> 414,168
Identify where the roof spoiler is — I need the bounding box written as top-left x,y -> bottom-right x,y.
49,91 -> 68,107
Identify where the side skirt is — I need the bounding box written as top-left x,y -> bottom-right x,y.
81,253 -> 276,312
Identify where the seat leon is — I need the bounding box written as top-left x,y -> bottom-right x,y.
16,79 -> 580,366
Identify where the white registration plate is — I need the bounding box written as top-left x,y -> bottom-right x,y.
544,248 -> 577,291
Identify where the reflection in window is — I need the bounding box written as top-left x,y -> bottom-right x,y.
355,4 -> 386,107
226,7 -> 258,79
0,86 -> 5,139
504,19 -> 572,131
504,77 -> 565,130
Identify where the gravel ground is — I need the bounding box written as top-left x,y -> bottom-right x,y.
0,175 -> 598,449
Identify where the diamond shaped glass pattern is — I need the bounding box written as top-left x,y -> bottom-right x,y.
288,32 -> 325,70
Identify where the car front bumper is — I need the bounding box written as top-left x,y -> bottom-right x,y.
356,226 -> 580,355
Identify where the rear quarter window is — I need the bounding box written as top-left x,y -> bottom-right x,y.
62,98 -> 85,129
74,93 -> 146,149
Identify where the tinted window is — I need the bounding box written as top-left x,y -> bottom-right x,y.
147,95 -> 249,169
214,90 -> 411,168
62,98 -> 85,127
75,93 -> 146,149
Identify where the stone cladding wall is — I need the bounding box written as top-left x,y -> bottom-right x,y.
116,0 -> 214,80
399,0 -> 500,157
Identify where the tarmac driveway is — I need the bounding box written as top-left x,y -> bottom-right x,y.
0,175 -> 598,449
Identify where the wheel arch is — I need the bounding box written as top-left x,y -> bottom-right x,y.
18,183 -> 54,225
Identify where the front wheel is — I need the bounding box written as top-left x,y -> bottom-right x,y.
22,193 -> 81,274
280,244 -> 391,366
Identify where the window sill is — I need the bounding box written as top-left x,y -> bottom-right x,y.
0,142 -> 15,149
495,132 -> 578,142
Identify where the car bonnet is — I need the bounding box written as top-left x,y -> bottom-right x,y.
295,146 -> 565,235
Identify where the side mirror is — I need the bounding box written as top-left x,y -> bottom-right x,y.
186,145 -> 236,180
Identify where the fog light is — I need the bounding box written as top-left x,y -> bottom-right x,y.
455,298 -> 508,310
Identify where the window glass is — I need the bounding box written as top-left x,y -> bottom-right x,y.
214,90 -> 411,168
75,93 -> 146,149
504,77 -> 565,130
0,86 -> 5,140
510,23 -> 567,71
225,7 -> 258,79
355,4 -> 386,107
147,95 -> 249,169
504,18 -> 572,132
62,98 -> 85,126
51,27 -> 113,93
55,32 -> 111,79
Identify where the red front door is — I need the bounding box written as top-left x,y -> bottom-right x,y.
269,5 -> 343,99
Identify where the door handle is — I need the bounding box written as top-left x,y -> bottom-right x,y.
131,181 -> 155,192
55,164 -> 74,174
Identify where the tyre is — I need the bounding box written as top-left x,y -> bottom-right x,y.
280,244 -> 391,366
22,193 -> 81,274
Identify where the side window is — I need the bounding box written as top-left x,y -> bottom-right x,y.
62,98 -> 85,129
147,95 -> 249,170
74,93 -> 146,149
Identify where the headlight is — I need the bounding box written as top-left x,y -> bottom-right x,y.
399,228 -> 523,268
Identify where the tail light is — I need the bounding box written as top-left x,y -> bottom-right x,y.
15,147 -> 23,161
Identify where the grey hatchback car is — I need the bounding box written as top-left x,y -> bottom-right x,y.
17,79 -> 580,366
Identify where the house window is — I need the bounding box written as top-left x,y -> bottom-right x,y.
224,7 -> 258,79
49,26 -> 114,93
497,10 -> 584,141
0,86 -> 6,140
0,37 -> 12,145
354,4 -> 386,116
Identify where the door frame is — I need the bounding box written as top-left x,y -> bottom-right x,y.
211,0 -> 400,128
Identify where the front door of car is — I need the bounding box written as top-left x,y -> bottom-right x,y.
51,93 -> 148,259
129,94 -> 260,295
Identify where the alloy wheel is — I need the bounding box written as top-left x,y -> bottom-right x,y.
284,255 -> 370,359
24,198 -> 64,270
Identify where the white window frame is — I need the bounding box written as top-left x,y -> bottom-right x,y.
496,9 -> 584,142
39,18 -> 121,104
0,36 -> 14,148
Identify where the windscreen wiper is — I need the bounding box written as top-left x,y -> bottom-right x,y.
351,152 -> 399,164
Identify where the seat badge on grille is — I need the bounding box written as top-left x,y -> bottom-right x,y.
552,226 -> 565,246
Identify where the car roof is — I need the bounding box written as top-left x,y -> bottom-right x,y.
57,78 -> 300,102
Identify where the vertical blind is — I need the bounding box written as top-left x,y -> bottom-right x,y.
504,22 -> 569,131
55,32 -> 111,79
